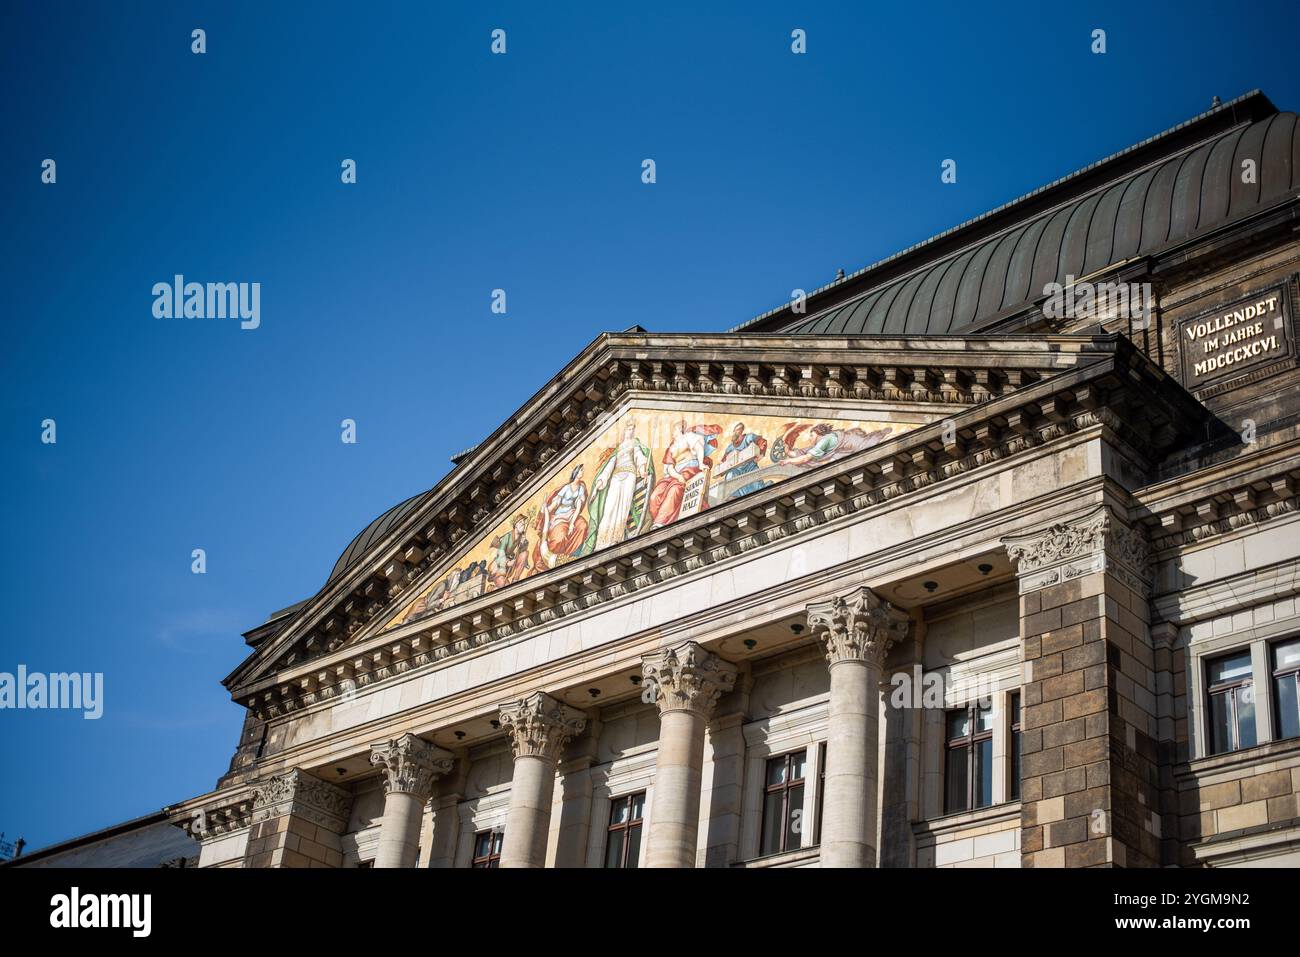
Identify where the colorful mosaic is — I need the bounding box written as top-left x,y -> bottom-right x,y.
386,407 -> 905,628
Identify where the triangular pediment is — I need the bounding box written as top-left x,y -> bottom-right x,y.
226,331 -> 1214,705
384,399 -> 933,632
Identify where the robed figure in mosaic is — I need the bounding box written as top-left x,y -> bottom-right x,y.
647,420 -> 723,528
583,421 -> 654,554
533,464 -> 590,570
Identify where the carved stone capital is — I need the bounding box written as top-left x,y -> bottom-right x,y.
807,586 -> 909,669
641,640 -> 738,718
369,733 -> 454,800
497,691 -> 587,762
1002,504 -> 1150,596
251,768 -> 353,832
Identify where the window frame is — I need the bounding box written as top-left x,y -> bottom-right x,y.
1009,691 -> 1022,801
944,702 -> 995,814
1272,638 -> 1300,742
604,791 -> 646,868
470,828 -> 504,868
759,749 -> 808,857
1206,649 -> 1257,755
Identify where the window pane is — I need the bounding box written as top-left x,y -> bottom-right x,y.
625,824 -> 642,869
629,792 -> 645,821
1011,692 -> 1021,726
1209,692 -> 1233,754
974,737 -> 993,808
766,756 -> 787,788
1276,639 -> 1300,672
975,703 -> 995,734
786,783 -> 805,851
789,750 -> 808,782
761,791 -> 784,855
474,832 -> 492,858
1011,729 -> 1022,800
1236,685 -> 1257,749
604,828 -> 626,869
610,798 -> 630,826
944,745 -> 968,813
1277,674 -> 1300,740
1209,652 -> 1252,685
492,832 -> 503,855
946,709 -> 970,740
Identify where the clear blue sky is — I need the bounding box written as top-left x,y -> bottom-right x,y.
2,1 -> 1297,851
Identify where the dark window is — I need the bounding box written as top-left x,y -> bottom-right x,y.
471,828 -> 503,868
945,703 -> 994,813
760,749 -> 807,855
814,741 -> 827,845
1273,639 -> 1300,741
604,792 -> 646,868
1009,692 -> 1022,801
1207,651 -> 1256,755
356,859 -> 374,869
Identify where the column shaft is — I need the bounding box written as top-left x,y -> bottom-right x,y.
375,790 -> 425,869
645,709 -> 708,868
821,659 -> 879,867
501,754 -> 557,867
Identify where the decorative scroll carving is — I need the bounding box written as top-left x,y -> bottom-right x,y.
641,641 -> 738,718
249,768 -> 353,831
1002,504 -> 1151,595
497,692 -> 587,762
369,733 -> 454,800
806,586 -> 909,668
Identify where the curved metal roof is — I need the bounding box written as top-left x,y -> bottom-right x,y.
786,110 -> 1299,336
327,491 -> 427,584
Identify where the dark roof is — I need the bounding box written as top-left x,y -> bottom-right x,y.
741,92 -> 1298,336
327,491 -> 427,584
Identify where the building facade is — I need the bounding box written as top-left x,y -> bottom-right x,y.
155,91 -> 1300,869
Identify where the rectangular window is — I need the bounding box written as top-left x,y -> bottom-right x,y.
1207,651 -> 1256,755
1273,638 -> 1300,741
760,749 -> 807,856
944,703 -> 994,813
1009,692 -> 1022,801
470,828 -> 503,868
604,792 -> 646,868
814,741 -> 827,845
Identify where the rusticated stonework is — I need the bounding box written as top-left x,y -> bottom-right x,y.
250,768 -> 352,832
641,640 -> 738,718
369,733 -> 455,799
1002,504 -> 1151,597
807,586 -> 910,667
498,692 -> 587,761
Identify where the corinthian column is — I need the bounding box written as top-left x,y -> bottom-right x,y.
370,733 -> 455,868
808,586 -> 909,868
641,641 -> 738,868
498,691 -> 587,868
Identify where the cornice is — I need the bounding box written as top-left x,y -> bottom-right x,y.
232,370 -> 1204,722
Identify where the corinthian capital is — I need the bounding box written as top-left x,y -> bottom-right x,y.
370,733 -> 454,800
498,691 -> 587,762
1002,504 -> 1150,595
641,640 -> 738,718
807,586 -> 909,668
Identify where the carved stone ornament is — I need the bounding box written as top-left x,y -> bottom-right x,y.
806,586 -> 909,668
369,733 -> 455,799
250,769 -> 353,831
641,640 -> 738,718
1002,504 -> 1151,595
497,691 -> 587,762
